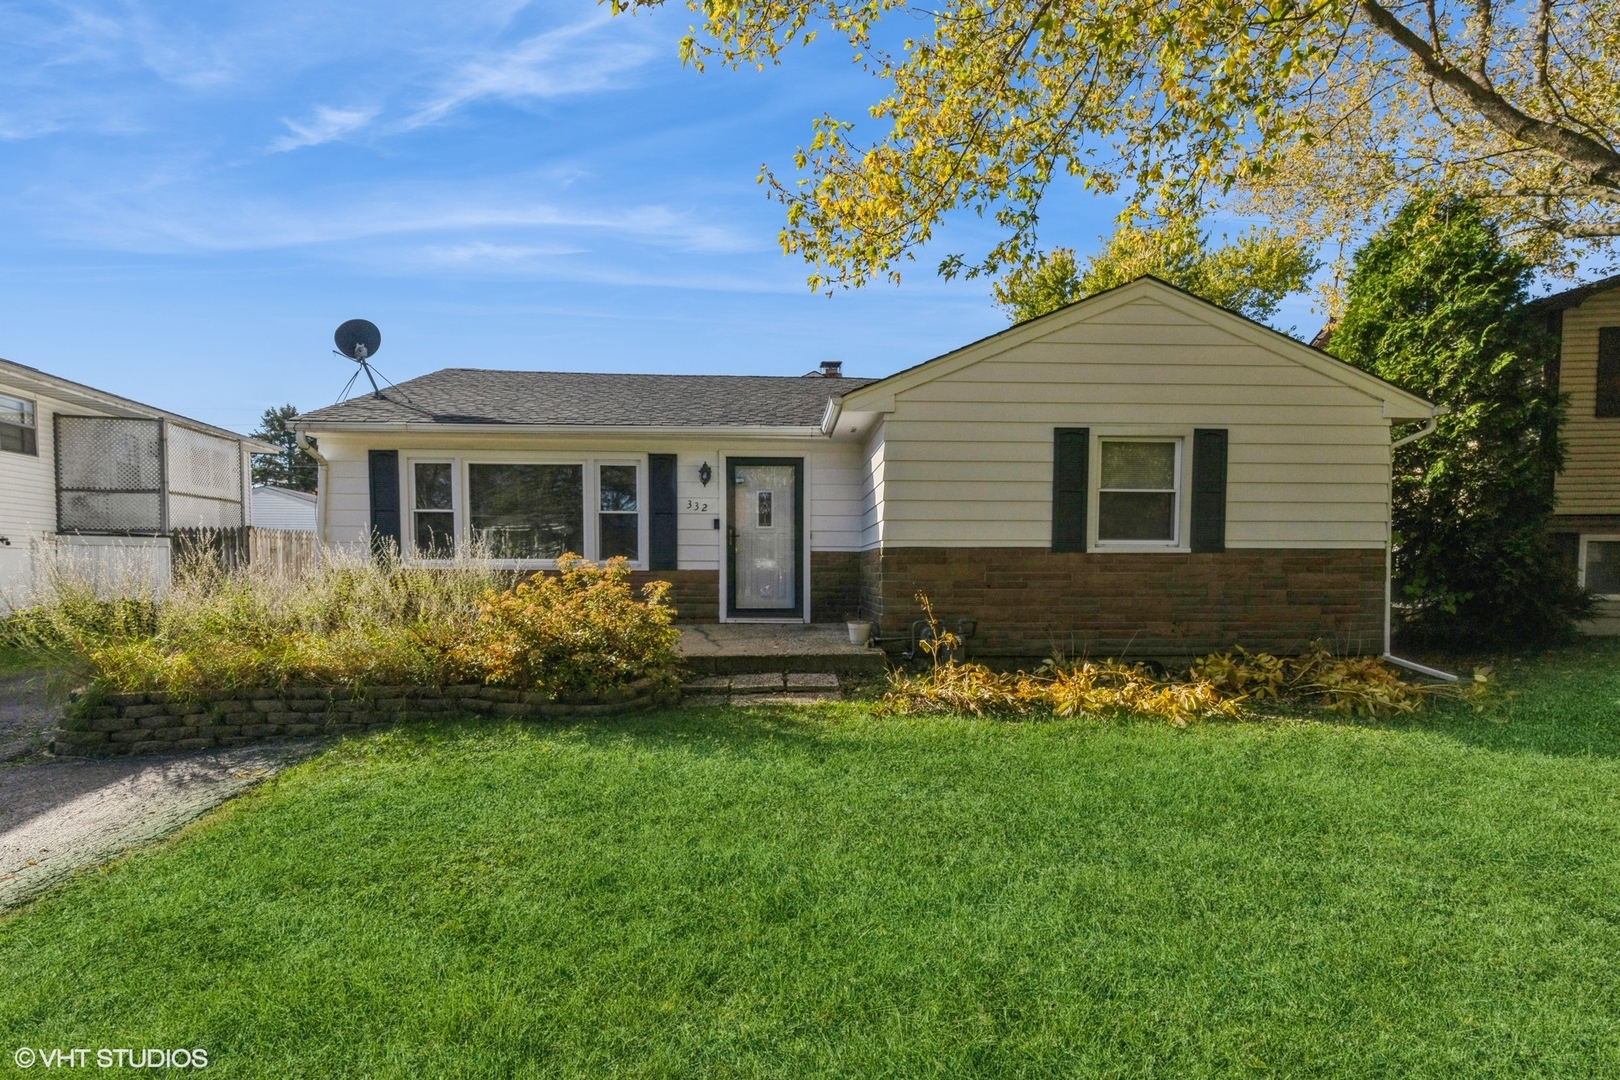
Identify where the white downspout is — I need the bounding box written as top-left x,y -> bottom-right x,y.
1382,406 -> 1458,682
297,430 -> 329,567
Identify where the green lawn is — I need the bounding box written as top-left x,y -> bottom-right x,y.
3,644 -> 1620,1077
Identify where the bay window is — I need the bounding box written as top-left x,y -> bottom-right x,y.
407,456 -> 643,564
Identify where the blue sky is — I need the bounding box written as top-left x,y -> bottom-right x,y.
0,0 -> 1322,434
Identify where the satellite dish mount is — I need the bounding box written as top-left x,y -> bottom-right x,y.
334,319 -> 385,399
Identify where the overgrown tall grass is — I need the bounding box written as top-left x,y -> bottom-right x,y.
0,542 -> 678,698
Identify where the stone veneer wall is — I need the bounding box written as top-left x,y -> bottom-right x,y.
859,547 -> 1386,658
52,680 -> 673,758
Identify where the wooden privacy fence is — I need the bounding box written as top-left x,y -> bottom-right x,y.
171,526 -> 318,577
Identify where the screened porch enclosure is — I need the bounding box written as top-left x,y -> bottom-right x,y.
55,415 -> 248,535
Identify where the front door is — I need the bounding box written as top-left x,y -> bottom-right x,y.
727,458 -> 803,618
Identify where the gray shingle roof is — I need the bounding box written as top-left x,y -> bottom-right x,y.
296,368 -> 876,428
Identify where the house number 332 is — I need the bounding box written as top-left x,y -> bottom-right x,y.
684,500 -> 710,512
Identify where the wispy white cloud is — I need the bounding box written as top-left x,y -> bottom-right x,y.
44,181 -> 758,256
270,105 -> 380,151
401,14 -> 658,129
422,240 -> 586,263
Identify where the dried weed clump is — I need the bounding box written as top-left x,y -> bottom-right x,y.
880,594 -> 1487,725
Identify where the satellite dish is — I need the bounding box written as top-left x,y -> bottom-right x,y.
334,319 -> 381,362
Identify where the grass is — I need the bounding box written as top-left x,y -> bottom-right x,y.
2,643 -> 1619,1077
0,646 -> 41,676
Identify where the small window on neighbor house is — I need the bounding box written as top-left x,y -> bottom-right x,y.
1597,328 -> 1620,418
0,393 -> 36,456
598,464 -> 639,561
413,462 -> 455,557
1583,539 -> 1620,596
1097,440 -> 1179,543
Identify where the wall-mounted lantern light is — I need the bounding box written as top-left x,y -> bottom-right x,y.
698,462 -> 712,487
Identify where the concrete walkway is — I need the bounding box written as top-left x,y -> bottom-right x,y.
0,741 -> 318,910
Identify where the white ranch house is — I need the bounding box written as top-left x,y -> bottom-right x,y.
295,278 -> 1439,659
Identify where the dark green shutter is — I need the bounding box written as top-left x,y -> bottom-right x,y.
1190,429 -> 1228,553
368,450 -> 401,557
1052,428 -> 1089,552
1598,328 -> 1620,418
648,453 -> 678,570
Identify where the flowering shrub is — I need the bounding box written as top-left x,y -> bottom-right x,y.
452,555 -> 679,699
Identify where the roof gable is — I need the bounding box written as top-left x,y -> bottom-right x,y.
837,277 -> 1436,420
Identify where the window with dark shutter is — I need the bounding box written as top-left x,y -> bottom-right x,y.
1189,429 -> 1228,553
1597,327 -> 1620,418
368,450 -> 401,557
648,453 -> 678,570
1052,428 -> 1089,552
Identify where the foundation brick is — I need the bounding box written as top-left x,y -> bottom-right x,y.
861,546 -> 1385,658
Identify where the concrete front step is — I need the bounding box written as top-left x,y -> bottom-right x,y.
676,624 -> 887,678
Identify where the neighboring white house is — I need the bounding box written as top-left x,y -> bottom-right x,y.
0,357 -> 276,608
295,278 -> 1437,657
251,485 -> 318,531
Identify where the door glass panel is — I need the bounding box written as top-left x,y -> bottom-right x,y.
733,465 -> 796,610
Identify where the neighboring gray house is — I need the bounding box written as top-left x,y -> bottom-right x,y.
295,278 -> 1438,658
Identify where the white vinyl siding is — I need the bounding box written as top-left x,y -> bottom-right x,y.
872,294 -> 1392,549
309,434 -> 866,569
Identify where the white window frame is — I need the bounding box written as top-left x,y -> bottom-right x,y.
402,452 -> 648,570
595,460 -> 645,563
0,392 -> 37,456
1579,534 -> 1620,599
409,459 -> 457,560
1089,431 -> 1189,552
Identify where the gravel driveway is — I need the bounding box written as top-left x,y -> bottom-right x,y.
1,671 -> 321,910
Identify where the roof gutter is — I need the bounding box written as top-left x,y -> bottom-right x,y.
1383,405 -> 1458,682
297,433 -> 331,564
820,397 -> 844,437
294,421 -> 828,438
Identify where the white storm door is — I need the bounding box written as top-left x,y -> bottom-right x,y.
729,460 -> 800,615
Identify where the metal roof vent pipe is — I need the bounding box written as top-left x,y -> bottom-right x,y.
820,360 -> 843,378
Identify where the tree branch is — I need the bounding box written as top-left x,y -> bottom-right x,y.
1359,0 -> 1620,190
